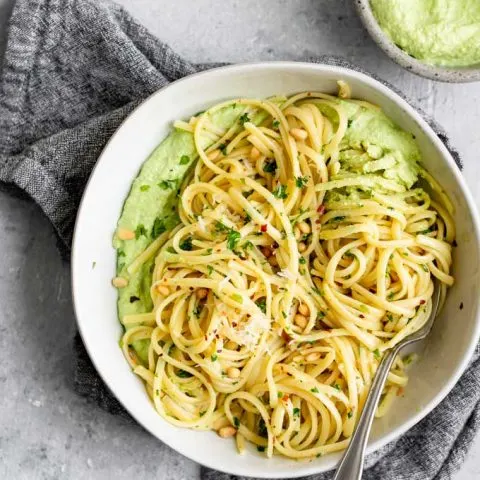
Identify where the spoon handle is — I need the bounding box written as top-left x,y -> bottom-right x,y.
333,344 -> 402,480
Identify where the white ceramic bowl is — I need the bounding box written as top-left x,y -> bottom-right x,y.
72,62 -> 480,478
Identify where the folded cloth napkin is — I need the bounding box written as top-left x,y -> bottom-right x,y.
1,0 -> 479,479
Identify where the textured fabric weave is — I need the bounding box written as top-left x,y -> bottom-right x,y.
1,1 -> 478,479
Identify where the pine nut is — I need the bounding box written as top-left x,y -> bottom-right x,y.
290,128 -> 308,141
298,221 -> 311,234
250,147 -> 261,161
196,288 -> 208,300
218,426 -> 237,438
306,352 -> 321,362
298,242 -> 307,253
157,285 -> 170,296
112,277 -> 128,288
294,314 -> 307,329
298,303 -> 310,316
117,228 -> 135,241
294,226 -> 301,240
227,367 -> 241,379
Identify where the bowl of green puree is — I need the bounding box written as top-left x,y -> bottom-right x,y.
356,0 -> 480,83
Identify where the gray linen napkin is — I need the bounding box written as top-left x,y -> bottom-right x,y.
1,0 -> 479,479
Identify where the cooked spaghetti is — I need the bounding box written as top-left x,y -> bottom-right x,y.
114,84 -> 454,459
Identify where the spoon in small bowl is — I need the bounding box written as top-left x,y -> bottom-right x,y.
333,280 -> 441,480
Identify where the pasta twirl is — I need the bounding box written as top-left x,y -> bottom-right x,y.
116,85 -> 454,459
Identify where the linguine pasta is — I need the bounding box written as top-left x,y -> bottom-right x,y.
116,85 -> 454,459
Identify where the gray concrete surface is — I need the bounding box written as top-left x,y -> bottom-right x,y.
0,0 -> 480,479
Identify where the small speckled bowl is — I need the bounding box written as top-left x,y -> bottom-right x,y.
355,0 -> 480,83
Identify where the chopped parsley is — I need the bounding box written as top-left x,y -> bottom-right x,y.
151,217 -> 166,239
273,184 -> 288,199
140,185 -> 150,192
293,407 -> 301,417
227,229 -> 241,250
373,349 -> 381,359
158,179 -> 177,190
347,411 -> 353,419
387,292 -> 395,301
179,155 -> 190,165
257,446 -> 266,452
166,246 -> 176,254
135,224 -> 147,239
233,416 -> 240,427
310,387 -> 319,393
255,298 -> 267,314
177,370 -> 193,378
215,221 -> 229,233
193,305 -> 202,318
272,119 -> 280,128
331,216 -> 346,222
242,240 -> 254,251
207,265 -> 214,276
295,176 -> 308,189
422,264 -> 429,272
277,391 -> 283,399
299,256 -> 306,265
263,159 -> 277,173
180,236 -> 193,251
419,226 -> 435,235
239,113 -> 250,125
219,143 -> 228,155
118,250 -> 126,257
333,384 -> 341,390
211,353 -> 218,362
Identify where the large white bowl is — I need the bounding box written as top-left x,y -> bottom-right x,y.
72,62 -> 480,478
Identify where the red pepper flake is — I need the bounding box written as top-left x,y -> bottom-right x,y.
419,300 -> 426,305
261,224 -> 268,233
397,387 -> 405,397
359,314 -> 365,319
232,322 -> 238,327
282,394 -> 290,402
317,205 -> 325,215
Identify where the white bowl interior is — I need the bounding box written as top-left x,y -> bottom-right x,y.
72,63 -> 480,478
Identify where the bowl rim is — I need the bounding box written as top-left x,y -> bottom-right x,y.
71,61 -> 480,478
355,0 -> 480,83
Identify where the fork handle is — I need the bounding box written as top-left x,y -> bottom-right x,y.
333,344 -> 402,480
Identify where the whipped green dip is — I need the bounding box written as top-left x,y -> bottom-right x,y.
114,97 -> 421,362
371,0 -> 480,67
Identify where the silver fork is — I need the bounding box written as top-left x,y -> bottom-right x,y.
333,280 -> 441,480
